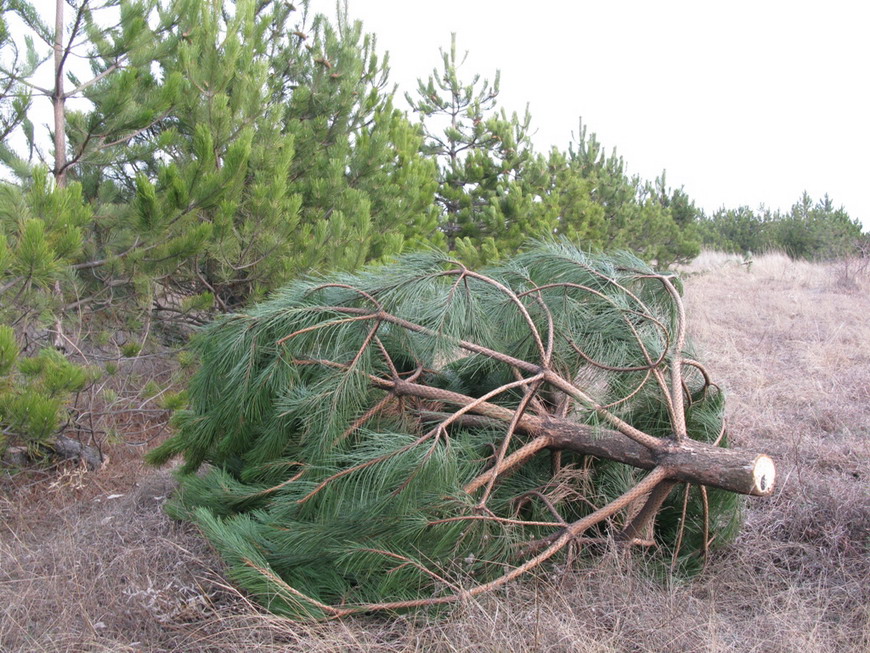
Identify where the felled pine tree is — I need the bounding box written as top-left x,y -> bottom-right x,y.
148,242 -> 775,620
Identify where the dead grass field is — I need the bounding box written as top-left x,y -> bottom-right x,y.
1,251 -> 868,652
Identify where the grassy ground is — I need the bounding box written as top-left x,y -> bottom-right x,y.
1,252 -> 868,652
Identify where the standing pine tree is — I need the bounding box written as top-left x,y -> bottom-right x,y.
0,0 -> 182,186
532,146 -> 607,248
116,0 -> 441,315
1,0 -> 441,321
697,206 -> 771,255
117,0 -> 303,313
0,0 -> 440,463
0,0 -> 182,463
0,0 -> 184,330
563,121 -> 700,266
407,34 -> 553,266
771,192 -> 862,259
276,5 -> 440,275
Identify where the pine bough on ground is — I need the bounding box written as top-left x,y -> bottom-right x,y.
148,242 -> 775,620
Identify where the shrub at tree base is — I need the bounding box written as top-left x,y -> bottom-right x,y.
148,243 -> 774,620
0,326 -> 97,462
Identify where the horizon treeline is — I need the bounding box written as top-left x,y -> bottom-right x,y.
0,1 -> 865,455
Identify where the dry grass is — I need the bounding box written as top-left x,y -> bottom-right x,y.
2,251 -> 868,652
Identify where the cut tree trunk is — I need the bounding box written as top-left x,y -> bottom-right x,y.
412,393 -> 775,498
539,415 -> 775,496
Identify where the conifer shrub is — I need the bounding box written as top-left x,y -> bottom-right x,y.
0,326 -> 95,459
148,243 -> 749,619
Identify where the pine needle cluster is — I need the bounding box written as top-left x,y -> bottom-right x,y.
148,242 -> 741,619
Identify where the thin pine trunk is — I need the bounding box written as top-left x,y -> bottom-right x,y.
53,0 -> 67,188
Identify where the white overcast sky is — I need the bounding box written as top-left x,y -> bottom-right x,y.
309,0 -> 869,228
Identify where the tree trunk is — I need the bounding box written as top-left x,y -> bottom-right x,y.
53,0 -> 67,187
50,0 -> 69,350
538,415 -> 775,496
415,399 -> 775,498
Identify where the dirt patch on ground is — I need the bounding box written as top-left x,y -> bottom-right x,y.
1,252 -> 868,652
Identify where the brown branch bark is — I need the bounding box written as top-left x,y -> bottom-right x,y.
618,480 -> 678,542
403,388 -> 775,497
536,416 -> 774,497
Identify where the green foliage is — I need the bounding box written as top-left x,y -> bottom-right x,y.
407,34 -> 553,265
0,328 -> 95,451
4,389 -> 60,442
76,0 -> 303,309
0,0 -> 186,343
562,124 -> 700,266
539,147 -> 607,245
0,170 -> 93,328
407,42 -> 702,268
160,389 -> 187,411
773,192 -> 863,259
0,0 -> 34,153
277,9 -> 439,276
0,324 -> 16,375
76,0 -> 440,312
698,206 -> 770,255
699,192 -> 864,259
119,342 -> 141,358
150,243 -> 739,619
1,1 -> 441,321
17,347 -> 89,394
0,0 -> 183,181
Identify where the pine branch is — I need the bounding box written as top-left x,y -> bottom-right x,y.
64,59 -> 123,98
